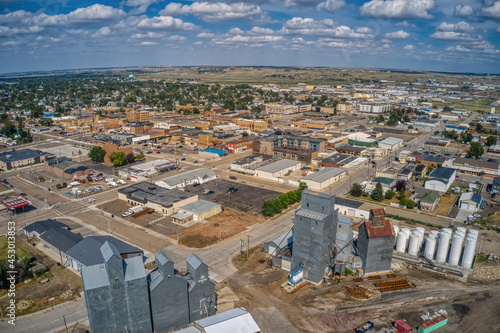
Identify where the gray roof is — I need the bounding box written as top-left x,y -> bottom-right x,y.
321,153 -> 357,166
338,215 -> 353,225
156,168 -> 216,187
175,327 -> 202,333
428,167 -> 455,180
194,308 -> 259,331
335,197 -> 364,209
266,229 -> 293,248
379,137 -> 403,146
255,159 -> 300,173
101,241 -> 120,263
419,154 -> 447,164
0,148 -> 53,163
118,182 -> 196,206
66,236 -> 142,267
295,208 -> 328,221
179,200 -> 220,215
38,228 -> 83,253
155,250 -> 173,267
301,167 -> 346,183
186,253 -> 205,270
24,219 -> 68,235
124,256 -> 147,281
81,263 -> 109,290
172,211 -> 193,220
460,192 -> 482,204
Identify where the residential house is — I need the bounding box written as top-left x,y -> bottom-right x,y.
419,192 -> 440,212
458,192 -> 482,212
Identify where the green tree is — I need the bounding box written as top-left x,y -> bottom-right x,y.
88,146 -> 106,162
486,135 -> 497,147
476,123 -> 484,133
136,151 -> 145,160
299,182 -> 308,190
39,118 -> 53,127
385,190 -> 395,200
399,198 -> 408,206
371,181 -> 384,202
109,151 -> 127,166
406,200 -> 416,209
350,183 -> 363,197
470,142 -> 484,159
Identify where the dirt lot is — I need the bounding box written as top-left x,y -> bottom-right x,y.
225,248 -> 500,333
98,199 -> 165,225
172,208 -> 265,248
183,180 -> 282,214
434,194 -> 457,216
0,237 -> 82,316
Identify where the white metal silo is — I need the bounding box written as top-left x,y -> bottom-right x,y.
457,226 -> 466,235
396,229 -> 409,253
461,235 -> 478,269
448,233 -> 464,266
393,225 -> 400,246
435,231 -> 451,263
424,235 -> 437,259
430,230 -> 440,238
408,233 -> 420,256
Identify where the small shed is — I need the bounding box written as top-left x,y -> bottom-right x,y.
459,192 -> 482,212
264,230 -> 293,256
177,200 -> 221,222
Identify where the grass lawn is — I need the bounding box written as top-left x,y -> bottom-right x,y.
434,195 -> 457,216
0,235 -> 31,260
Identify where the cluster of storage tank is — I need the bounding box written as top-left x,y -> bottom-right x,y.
394,226 -> 478,269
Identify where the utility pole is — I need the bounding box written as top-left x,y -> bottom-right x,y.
63,315 -> 68,333
247,235 -> 250,261
240,239 -> 244,260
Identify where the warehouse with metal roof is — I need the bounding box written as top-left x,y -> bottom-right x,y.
300,167 -> 347,191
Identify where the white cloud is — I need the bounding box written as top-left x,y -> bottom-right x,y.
0,25 -> 43,36
193,41 -> 203,45
166,35 -> 186,42
430,31 -> 478,41
116,15 -> 198,31
122,0 -> 162,15
380,38 -> 392,43
211,34 -> 283,45
356,27 -> 373,34
446,45 -> 471,52
360,0 -> 434,20
130,32 -> 164,39
384,30 -> 409,38
478,0 -> 500,19
283,17 -> 336,29
139,41 -> 158,46
454,4 -> 473,18
160,2 -> 263,23
394,21 -> 417,28
317,0 -> 346,13
196,32 -> 214,38
90,27 -> 112,38
403,44 -> 414,50
279,17 -> 373,38
497,26 -> 500,32
228,27 -> 244,35
2,40 -> 20,46
248,26 -> 274,35
436,21 -> 475,33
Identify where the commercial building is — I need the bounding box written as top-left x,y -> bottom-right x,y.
419,192 -> 440,212
261,102 -> 312,114
39,228 -> 84,263
0,149 -> 54,170
458,192 -> 482,212
378,137 -> 404,151
172,200 -> 222,224
452,157 -> 500,178
336,102 -> 353,113
365,177 -> 396,194
118,182 -> 198,216
24,219 -> 68,238
126,110 -> 150,122
118,159 -> 176,182
225,136 -> 255,154
233,118 -> 268,132
176,308 -> 261,333
357,209 -> 395,274
424,167 -> 456,192
155,168 -> 217,189
417,154 -> 447,167
291,190 -> 338,284
334,197 -> 370,219
301,167 -> 347,191
398,165 -> 415,181
492,177 -> 500,193
45,157 -> 94,180
254,159 -> 301,180
253,134 -> 327,157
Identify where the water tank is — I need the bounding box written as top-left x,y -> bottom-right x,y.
393,225 -> 400,246
430,230 -> 440,237
461,235 -> 478,269
435,231 -> 451,263
457,226 -> 466,235
408,233 -> 420,256
396,229 -> 410,253
414,230 -> 424,248
448,233 -> 464,266
424,235 -> 437,259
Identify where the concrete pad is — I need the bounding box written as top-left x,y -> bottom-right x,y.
217,286 -> 240,304
250,307 -> 299,333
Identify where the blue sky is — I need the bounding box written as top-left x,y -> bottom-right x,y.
0,0 -> 499,74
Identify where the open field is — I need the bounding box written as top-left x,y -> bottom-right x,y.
432,99 -> 496,113
0,235 -> 31,260
434,194 -> 457,216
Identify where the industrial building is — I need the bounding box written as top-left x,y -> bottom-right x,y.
378,137 -> 404,151
172,200 -> 222,224
254,159 -> 301,180
45,157 -> 94,180
176,308 -> 261,333
458,192 -> 482,212
155,168 -> 217,189
334,197 -> 370,219
357,209 -> 395,274
300,167 -> 347,191
118,159 -> 176,181
82,244 -> 217,333
424,167 -> 456,192
291,189 -> 338,284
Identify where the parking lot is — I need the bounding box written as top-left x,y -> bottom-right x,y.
183,179 -> 282,214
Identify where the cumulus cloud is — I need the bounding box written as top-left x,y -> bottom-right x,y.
196,32 -> 214,38
2,40 -> 20,46
430,31 -> 478,41
394,21 -> 417,28
90,27 -> 112,38
384,30 -> 409,38
454,4 -> 473,17
167,35 -> 186,42
446,45 -> 471,52
360,0 -> 435,20
436,21 -> 475,32
317,0 -> 346,12
139,41 -> 158,46
211,34 -> 283,45
115,15 -> 198,31
478,0 -> 500,19
403,44 -> 414,50
0,25 -> 44,36
248,26 -> 274,35
130,32 -> 164,39
280,18 -> 373,38
122,0 -> 162,15
160,2 -> 263,23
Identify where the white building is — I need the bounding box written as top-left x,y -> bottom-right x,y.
118,159 -> 176,182
254,159 -> 301,180
359,103 -> 391,113
176,308 -> 261,333
378,137 -> 404,151
424,167 -> 456,192
155,168 -> 217,189
300,167 -> 347,191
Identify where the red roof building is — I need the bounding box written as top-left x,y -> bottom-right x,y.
2,197 -> 31,211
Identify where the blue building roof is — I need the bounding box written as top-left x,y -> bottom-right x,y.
43,112 -> 56,118
428,167 -> 455,180
200,147 -> 227,156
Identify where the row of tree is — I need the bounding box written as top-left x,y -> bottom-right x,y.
88,146 -> 140,166
262,182 -> 307,217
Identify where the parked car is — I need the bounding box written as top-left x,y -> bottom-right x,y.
480,201 -> 486,210
193,160 -> 198,163
371,161 -> 376,165
181,158 -> 186,161
227,187 -> 238,192
156,151 -> 161,154
122,211 -> 133,217
203,190 -> 214,195
229,176 -> 237,180
87,198 -> 96,203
